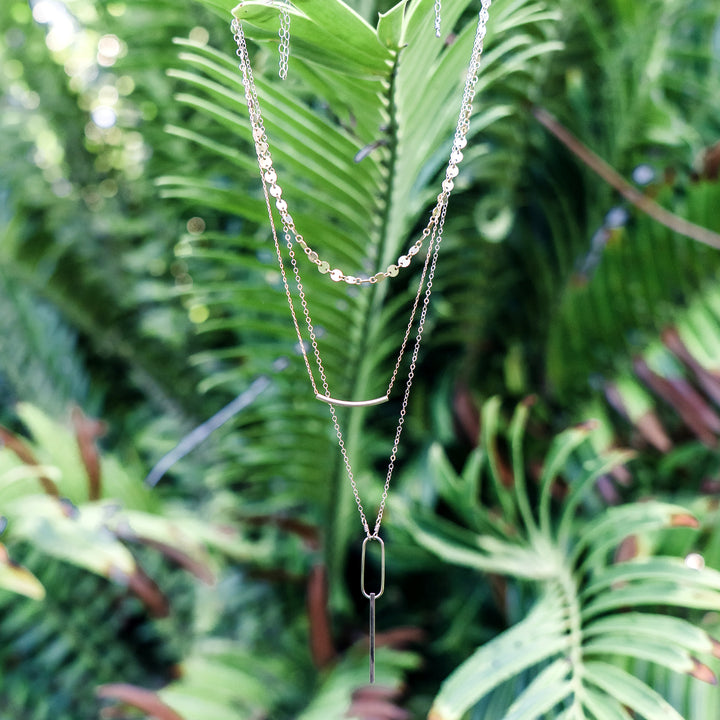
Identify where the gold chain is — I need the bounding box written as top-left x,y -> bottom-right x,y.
277,0 -> 290,80
231,2 -> 491,286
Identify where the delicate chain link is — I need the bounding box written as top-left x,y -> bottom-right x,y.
234,19 -> 319,392
230,3 -> 492,286
374,199 -> 449,534
385,224 -> 435,397
434,0 -> 442,38
278,0 -> 290,80
231,0 -> 492,538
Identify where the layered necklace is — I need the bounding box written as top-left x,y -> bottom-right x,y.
231,0 -> 492,683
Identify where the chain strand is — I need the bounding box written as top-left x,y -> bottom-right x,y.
278,0 -> 290,80
374,199 -> 449,535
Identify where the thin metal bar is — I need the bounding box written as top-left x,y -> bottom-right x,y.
315,393 -> 389,408
369,592 -> 376,684
145,357 -> 288,487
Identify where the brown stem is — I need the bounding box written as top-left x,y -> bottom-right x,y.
533,106 -> 720,250
96,685 -> 184,720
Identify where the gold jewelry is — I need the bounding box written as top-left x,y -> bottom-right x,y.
231,0 -> 493,682
232,2 -> 488,287
278,0 -> 290,80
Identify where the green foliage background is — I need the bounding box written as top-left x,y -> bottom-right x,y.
1,0 -> 720,718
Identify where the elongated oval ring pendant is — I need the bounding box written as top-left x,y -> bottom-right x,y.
315,393 -> 389,408
361,535 -> 385,600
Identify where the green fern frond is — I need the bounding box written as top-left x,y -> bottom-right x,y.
397,398 -> 720,720
0,272 -> 89,418
0,545 -> 194,720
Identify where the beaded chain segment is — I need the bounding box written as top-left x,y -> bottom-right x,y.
232,0 -> 491,286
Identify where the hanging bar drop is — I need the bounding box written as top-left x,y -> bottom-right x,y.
361,535 -> 385,683
369,592 -> 376,683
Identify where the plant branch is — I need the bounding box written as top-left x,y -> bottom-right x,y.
533,106 -> 720,251
557,563 -> 585,717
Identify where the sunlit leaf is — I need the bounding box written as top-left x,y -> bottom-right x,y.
0,543 -> 45,600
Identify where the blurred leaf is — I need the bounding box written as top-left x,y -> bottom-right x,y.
584,661 -> 685,720
402,398 -> 720,719
0,543 -> 45,600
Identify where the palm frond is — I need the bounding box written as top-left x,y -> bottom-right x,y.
0,271 -> 89,419
397,398 -> 720,719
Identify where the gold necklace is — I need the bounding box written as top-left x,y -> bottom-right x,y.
231,0 -> 492,682
233,3 -> 490,287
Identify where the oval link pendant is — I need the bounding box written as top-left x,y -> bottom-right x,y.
361,536 -> 385,684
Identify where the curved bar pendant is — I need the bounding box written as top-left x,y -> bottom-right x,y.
315,393 -> 389,408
